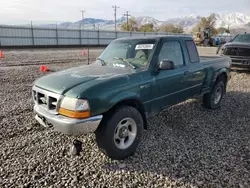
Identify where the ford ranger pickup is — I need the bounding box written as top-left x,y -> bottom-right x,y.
32,35 -> 231,160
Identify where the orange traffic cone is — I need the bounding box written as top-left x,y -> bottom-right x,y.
0,50 -> 4,58
40,65 -> 50,72
82,49 -> 87,56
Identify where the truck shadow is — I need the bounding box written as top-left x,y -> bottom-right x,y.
102,91 -> 250,186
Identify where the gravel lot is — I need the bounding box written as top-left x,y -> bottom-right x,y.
0,47 -> 250,188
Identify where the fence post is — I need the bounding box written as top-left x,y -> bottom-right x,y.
56,24 -> 58,46
88,47 -> 90,64
87,30 -> 89,46
31,21 -> 35,46
115,31 -> 117,39
97,29 -> 100,45
79,28 -> 82,46
0,26 -> 1,47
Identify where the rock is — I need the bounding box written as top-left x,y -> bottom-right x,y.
118,163 -> 126,169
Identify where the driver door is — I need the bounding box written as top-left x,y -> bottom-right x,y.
151,40 -> 189,112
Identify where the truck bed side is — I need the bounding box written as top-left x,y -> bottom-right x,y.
199,55 -> 231,95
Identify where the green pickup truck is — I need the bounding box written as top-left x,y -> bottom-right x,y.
32,35 -> 231,160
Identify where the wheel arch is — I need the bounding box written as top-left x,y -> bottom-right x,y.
212,68 -> 228,83
215,71 -> 228,92
104,98 -> 148,130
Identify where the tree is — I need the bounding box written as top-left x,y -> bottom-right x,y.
158,24 -> 184,33
139,23 -> 154,32
216,27 -> 230,34
192,13 -> 218,36
121,17 -> 138,31
171,25 -> 184,33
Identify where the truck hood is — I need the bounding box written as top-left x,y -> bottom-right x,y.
34,63 -> 135,95
223,42 -> 250,48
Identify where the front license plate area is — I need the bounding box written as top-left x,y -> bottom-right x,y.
35,114 -> 49,128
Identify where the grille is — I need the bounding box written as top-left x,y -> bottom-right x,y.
32,86 -> 62,114
223,47 -> 250,57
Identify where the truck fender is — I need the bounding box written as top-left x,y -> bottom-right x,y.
108,91 -> 141,109
213,68 -> 228,84
106,92 -> 148,129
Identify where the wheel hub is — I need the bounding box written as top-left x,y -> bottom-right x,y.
113,117 -> 137,150
214,87 -> 222,104
119,127 -> 129,138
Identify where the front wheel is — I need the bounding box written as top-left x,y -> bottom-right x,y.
95,106 -> 144,160
203,79 -> 225,109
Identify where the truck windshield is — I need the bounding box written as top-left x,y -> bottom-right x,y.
97,39 -> 157,69
232,34 -> 250,43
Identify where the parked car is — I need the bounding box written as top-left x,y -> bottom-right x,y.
217,33 -> 250,70
32,35 -> 231,160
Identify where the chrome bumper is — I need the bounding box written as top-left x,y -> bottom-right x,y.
34,104 -> 102,136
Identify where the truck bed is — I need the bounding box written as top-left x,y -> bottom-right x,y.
200,56 -> 231,65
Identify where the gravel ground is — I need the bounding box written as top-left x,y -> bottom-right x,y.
0,47 -> 250,188
0,47 -> 104,67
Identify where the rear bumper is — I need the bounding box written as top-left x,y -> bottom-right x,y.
34,104 -> 103,136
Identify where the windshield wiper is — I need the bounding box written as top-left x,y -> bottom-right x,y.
96,58 -> 107,66
113,57 -> 136,69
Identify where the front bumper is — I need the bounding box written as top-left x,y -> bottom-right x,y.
223,55 -> 250,67
34,104 -> 103,136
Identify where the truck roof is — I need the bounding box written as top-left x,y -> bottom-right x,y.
114,34 -> 193,41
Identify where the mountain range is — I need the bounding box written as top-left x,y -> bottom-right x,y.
39,12 -> 250,33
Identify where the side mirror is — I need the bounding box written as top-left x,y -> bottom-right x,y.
158,59 -> 175,70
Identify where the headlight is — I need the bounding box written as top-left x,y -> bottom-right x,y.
58,97 -> 90,119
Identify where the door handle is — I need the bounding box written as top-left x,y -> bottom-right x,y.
184,71 -> 190,75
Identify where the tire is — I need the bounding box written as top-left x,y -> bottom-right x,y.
212,39 -> 216,47
203,79 -> 225,109
203,39 -> 209,47
95,106 -> 144,160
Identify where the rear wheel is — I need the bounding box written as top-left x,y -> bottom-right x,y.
95,106 -> 144,160
203,78 -> 225,109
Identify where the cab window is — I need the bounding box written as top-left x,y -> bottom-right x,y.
158,41 -> 184,68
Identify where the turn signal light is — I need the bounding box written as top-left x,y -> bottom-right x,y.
58,108 -> 90,119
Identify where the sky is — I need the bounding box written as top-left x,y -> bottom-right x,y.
0,0 -> 250,25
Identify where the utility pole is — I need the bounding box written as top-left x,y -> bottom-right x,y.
112,5 -> 120,31
80,10 -> 85,29
124,11 -> 131,31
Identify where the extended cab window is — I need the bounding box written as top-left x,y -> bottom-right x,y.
185,40 -> 199,63
158,41 -> 184,67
